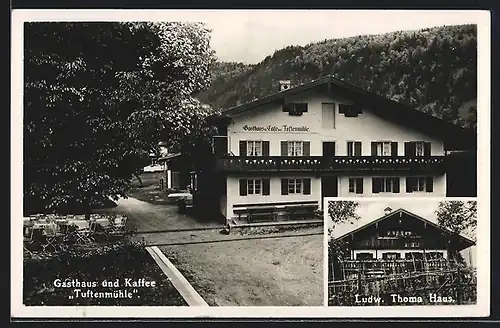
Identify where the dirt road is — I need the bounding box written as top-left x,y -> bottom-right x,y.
99,197 -> 324,306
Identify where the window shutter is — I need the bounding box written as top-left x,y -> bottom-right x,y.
239,179 -> 247,196
404,142 -> 412,156
391,142 -> 398,156
282,103 -> 292,112
424,142 -> 431,156
371,142 -> 377,156
239,141 -> 247,156
339,104 -> 346,114
406,177 -> 413,193
262,141 -> 270,156
355,142 -> 362,156
303,178 -> 311,195
262,179 -> 270,196
425,177 -> 434,192
303,141 -> 310,156
281,141 -> 288,156
356,178 -> 363,194
296,103 -> 308,113
372,178 -> 380,193
281,178 -> 289,195
393,177 -> 400,193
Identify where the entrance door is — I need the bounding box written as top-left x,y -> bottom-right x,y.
322,141 -> 336,157
321,176 -> 338,208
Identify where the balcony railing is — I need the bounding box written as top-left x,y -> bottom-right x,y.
341,259 -> 450,271
215,156 -> 445,173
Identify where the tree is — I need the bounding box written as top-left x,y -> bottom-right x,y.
435,200 -> 477,263
328,201 -> 361,280
24,22 -> 216,217
328,201 -> 361,229
435,200 -> 477,238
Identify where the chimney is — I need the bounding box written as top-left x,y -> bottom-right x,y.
384,207 -> 393,215
279,80 -> 291,91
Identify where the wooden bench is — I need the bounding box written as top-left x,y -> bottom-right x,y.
283,203 -> 319,221
233,200 -> 320,223
234,205 -> 278,223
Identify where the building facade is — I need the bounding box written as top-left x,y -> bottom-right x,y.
203,76 -> 475,224
329,208 -> 475,281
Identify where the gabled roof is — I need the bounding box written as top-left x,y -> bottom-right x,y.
332,208 -> 475,250
208,75 -> 476,150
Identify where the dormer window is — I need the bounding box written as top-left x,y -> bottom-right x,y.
339,104 -> 362,117
282,103 -> 308,116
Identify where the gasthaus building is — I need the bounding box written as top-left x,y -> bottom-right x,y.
196,76 -> 476,225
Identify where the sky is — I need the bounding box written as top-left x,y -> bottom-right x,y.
152,10 -> 485,64
14,10 -> 486,64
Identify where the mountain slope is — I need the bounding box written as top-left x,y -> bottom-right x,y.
197,24 -> 477,128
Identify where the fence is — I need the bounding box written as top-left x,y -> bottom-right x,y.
328,260 -> 477,306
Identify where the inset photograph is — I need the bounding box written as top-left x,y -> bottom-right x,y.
327,199 -> 477,306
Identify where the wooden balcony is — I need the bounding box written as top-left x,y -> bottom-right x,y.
215,156 -> 445,174
342,259 -> 450,272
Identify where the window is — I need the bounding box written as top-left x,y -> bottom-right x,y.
372,141 -> 397,156
356,252 -> 374,260
281,178 -> 311,195
372,177 -> 400,193
281,141 -> 310,156
404,241 -> 421,248
426,252 -> 444,259
347,141 -> 362,156
339,104 -> 363,117
382,253 -> 401,260
348,178 -> 363,194
288,179 -> 302,194
404,141 -> 431,156
247,179 -> 262,195
239,140 -> 269,156
282,103 -> 308,116
406,176 -> 434,193
405,252 -> 423,259
239,179 -> 270,196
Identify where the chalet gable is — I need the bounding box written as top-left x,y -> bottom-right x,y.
334,208 -> 475,252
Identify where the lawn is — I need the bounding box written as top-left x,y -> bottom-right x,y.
23,241 -> 187,306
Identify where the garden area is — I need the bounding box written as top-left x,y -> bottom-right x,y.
23,213 -> 187,306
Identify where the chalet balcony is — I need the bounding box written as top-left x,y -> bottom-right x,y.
341,259 -> 450,272
215,156 -> 445,174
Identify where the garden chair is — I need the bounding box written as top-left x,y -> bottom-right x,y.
109,216 -> 128,237
72,220 -> 94,244
42,222 -> 63,252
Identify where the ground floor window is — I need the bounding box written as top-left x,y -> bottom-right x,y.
372,177 -> 400,193
426,252 -> 444,259
405,252 -> 424,260
382,252 -> 401,260
348,177 -> 363,194
406,176 -> 434,193
239,178 -> 270,196
356,252 -> 374,260
281,178 -> 311,195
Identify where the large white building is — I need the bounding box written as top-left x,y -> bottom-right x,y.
197,76 -> 475,224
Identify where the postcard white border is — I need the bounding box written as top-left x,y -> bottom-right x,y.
11,9 -> 491,318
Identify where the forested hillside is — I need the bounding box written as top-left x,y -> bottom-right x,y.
197,24 -> 477,128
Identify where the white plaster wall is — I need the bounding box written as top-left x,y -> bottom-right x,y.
227,90 -> 445,156
226,175 -> 321,220
338,174 -> 446,197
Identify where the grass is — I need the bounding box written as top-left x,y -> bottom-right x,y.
23,241 -> 187,306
